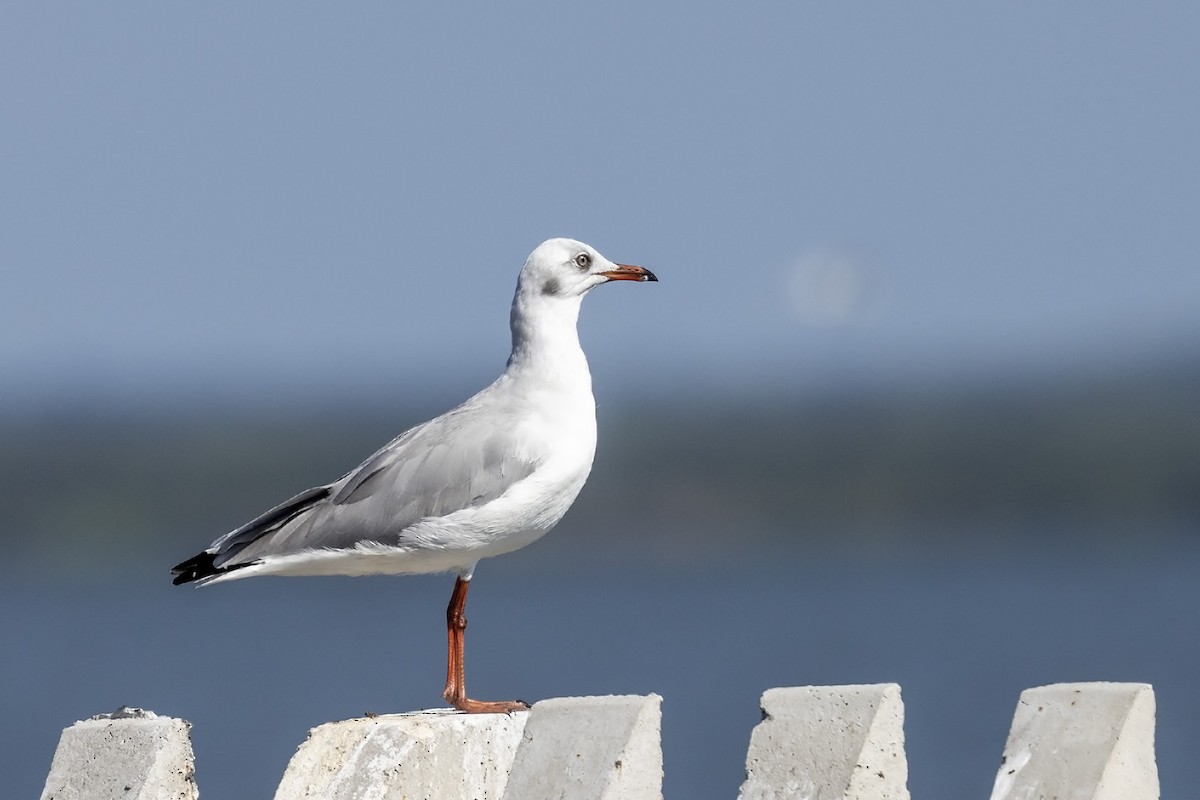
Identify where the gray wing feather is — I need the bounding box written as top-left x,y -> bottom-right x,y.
214,400 -> 539,567
210,485 -> 331,568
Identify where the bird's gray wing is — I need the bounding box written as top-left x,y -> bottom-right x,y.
204,485 -> 332,569
215,400 -> 540,566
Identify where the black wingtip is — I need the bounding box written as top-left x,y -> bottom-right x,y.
171,552 -> 220,586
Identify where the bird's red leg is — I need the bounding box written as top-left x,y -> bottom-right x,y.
441,576 -> 529,713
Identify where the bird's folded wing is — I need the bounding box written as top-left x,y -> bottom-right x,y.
196,485 -> 331,569
211,402 -> 541,565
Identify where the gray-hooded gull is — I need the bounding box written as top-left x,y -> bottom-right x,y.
172,238 -> 657,713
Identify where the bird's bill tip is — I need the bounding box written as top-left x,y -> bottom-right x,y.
600,263 -> 658,283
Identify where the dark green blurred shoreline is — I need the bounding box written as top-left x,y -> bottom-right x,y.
5,363 -> 1198,574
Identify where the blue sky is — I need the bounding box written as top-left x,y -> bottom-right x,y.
4,3 -> 1198,407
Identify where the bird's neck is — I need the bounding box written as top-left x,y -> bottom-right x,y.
505,293 -> 591,391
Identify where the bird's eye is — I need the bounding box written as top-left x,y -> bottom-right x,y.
574,253 -> 592,270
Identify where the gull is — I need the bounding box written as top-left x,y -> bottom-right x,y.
172,238 -> 657,713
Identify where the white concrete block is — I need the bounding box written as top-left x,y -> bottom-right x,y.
738,684 -> 909,800
503,694 -> 663,800
988,682 -> 1158,800
40,707 -> 198,800
274,709 -> 528,800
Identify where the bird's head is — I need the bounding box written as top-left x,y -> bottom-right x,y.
518,238 -> 657,301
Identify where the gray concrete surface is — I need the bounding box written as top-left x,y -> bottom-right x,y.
38,684 -> 1162,798
988,682 -> 1158,800
503,694 -> 663,800
40,707 -> 198,800
737,684 -> 909,800
274,708 -> 528,800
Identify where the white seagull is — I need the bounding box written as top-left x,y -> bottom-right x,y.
172,238 -> 657,713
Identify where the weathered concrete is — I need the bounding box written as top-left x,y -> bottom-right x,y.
988,682 -> 1158,800
274,708 -> 528,800
503,694 -> 664,800
737,684 -> 909,800
40,707 -> 198,800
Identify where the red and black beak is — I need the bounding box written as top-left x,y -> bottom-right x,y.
599,263 -> 658,283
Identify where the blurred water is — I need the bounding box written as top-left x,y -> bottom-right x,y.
6,534 -> 1199,799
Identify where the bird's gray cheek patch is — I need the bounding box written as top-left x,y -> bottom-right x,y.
541,278 -> 560,296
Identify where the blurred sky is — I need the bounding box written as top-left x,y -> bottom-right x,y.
3,3 -> 1198,409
